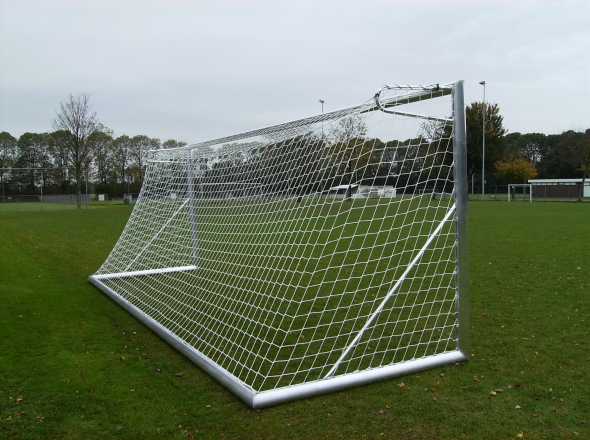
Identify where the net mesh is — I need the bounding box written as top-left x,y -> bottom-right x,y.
94,84 -> 461,393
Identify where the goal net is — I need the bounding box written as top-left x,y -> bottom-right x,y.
90,81 -> 469,408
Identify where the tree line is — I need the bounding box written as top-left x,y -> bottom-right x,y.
0,94 -> 588,208
465,102 -> 590,194
0,94 -> 186,208
185,115 -> 454,200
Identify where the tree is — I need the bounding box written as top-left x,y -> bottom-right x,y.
494,156 -> 537,184
505,132 -> 546,164
52,93 -> 101,209
48,130 -> 76,193
535,133 -> 577,179
325,116 -> 373,198
13,132 -> 52,193
87,128 -> 114,192
162,139 -> 187,149
419,120 -> 454,186
0,132 -> 17,200
466,102 -> 507,185
567,129 -> 590,201
128,135 -> 160,190
112,135 -> 132,195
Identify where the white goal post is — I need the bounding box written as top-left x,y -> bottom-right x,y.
90,81 -> 469,408
508,184 -> 533,202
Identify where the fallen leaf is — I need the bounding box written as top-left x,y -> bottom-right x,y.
440,373 -> 446,378
386,405 -> 392,409
120,357 -> 125,361
473,376 -> 480,382
175,372 -> 185,378
517,433 -> 524,439
515,405 -> 521,409
398,382 -> 405,387
206,404 -> 211,408
489,391 -> 497,396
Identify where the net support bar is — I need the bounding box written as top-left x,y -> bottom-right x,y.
89,274 -> 467,409
91,265 -> 197,280
324,204 -> 457,379
187,153 -> 199,266
123,198 -> 190,272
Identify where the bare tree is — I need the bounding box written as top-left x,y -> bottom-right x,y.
52,93 -> 100,208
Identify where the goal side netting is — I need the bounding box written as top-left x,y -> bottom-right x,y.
90,81 -> 469,408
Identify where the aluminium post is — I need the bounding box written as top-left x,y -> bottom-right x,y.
452,80 -> 469,358
480,81 -> 486,201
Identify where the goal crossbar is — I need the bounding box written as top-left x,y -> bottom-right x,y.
157,85 -> 453,153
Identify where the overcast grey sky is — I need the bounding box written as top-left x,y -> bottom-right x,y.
1,0 -> 588,144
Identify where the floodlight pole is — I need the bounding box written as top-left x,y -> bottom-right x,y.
318,100 -> 326,194
479,81 -> 486,201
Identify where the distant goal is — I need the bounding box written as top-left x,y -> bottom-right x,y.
90,81 -> 469,408
508,184 -> 533,202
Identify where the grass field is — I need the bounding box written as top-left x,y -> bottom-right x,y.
1,202 -> 588,438
0,201 -> 134,213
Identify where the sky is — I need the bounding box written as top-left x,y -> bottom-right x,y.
1,0 -> 589,144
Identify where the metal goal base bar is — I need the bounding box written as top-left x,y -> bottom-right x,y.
89,275 -> 467,409
92,265 -> 197,280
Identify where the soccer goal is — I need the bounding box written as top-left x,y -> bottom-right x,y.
508,184 -> 533,202
90,81 -> 469,408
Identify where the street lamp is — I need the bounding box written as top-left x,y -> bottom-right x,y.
319,100 -> 324,114
479,81 -> 486,201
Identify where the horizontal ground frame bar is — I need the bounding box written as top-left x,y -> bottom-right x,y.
89,275 -> 467,409
92,265 -> 197,280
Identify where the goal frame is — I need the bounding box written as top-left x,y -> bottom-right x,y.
89,80 -> 469,408
508,184 -> 533,202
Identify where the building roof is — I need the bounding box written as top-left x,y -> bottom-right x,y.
329,184 -> 359,190
528,179 -> 589,184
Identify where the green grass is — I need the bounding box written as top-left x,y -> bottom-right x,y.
1,202 -> 589,438
0,201 -> 134,213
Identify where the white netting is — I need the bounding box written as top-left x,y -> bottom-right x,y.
93,84 -> 462,395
